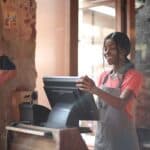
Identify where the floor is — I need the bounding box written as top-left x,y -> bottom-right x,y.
81,133 -> 95,150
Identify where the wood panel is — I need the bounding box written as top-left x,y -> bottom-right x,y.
70,0 -> 78,75
115,0 -> 126,32
115,0 -> 135,61
126,0 -> 135,61
6,124 -> 88,150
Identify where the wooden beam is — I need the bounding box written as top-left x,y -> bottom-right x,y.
115,0 -> 135,61
115,0 -> 126,32
70,0 -> 78,75
126,0 -> 135,61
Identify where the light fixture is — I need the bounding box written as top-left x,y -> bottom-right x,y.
89,5 -> 115,17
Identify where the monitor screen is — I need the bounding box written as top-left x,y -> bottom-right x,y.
43,76 -> 99,123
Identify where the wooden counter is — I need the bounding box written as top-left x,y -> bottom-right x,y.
6,123 -> 89,150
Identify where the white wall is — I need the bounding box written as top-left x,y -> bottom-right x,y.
35,0 -> 70,108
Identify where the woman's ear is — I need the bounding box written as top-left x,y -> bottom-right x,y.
119,49 -> 128,61
120,49 -> 129,56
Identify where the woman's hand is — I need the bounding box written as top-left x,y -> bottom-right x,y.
76,75 -> 97,94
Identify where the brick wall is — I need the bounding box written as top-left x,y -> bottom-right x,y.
135,0 -> 150,127
0,0 -> 37,149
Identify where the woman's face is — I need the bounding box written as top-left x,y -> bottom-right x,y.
104,39 -> 119,65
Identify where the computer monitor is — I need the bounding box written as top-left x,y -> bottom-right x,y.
43,76 -> 99,128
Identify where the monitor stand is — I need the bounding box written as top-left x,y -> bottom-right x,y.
45,102 -> 79,128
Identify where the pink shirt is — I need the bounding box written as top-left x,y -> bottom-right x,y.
98,69 -> 143,117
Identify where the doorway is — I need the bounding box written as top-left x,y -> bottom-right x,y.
78,1 -> 116,147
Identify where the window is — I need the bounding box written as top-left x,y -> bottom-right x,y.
78,0 -> 116,82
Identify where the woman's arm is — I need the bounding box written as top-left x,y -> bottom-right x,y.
76,75 -> 134,110
92,85 -> 134,109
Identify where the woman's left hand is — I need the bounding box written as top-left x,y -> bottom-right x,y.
76,75 -> 96,93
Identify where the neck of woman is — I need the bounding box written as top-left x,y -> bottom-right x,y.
113,60 -> 130,73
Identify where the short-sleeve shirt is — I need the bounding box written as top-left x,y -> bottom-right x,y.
97,69 -> 143,118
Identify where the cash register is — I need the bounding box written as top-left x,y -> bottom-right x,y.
19,76 -> 99,130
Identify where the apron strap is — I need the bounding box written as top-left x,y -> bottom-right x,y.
102,61 -> 135,88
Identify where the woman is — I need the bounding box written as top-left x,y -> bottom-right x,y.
76,32 -> 143,150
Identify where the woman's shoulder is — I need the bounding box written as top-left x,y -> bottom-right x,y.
97,70 -> 110,86
124,68 -> 144,84
122,68 -> 144,96
126,68 -> 143,78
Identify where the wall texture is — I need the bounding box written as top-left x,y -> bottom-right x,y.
0,0 -> 37,149
135,0 -> 150,127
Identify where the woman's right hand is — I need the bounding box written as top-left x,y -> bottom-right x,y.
76,75 -> 97,94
